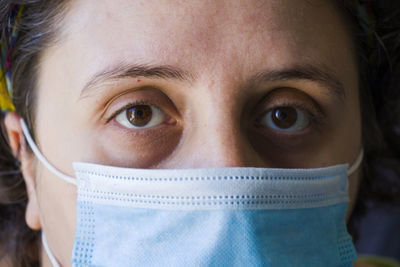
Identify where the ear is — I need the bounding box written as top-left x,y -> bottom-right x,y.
4,112 -> 41,230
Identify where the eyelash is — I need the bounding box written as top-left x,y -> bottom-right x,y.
106,100 -> 155,124
257,101 -> 325,132
105,95 -> 326,137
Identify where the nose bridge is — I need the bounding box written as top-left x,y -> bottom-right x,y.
207,120 -> 244,166
184,91 -> 264,168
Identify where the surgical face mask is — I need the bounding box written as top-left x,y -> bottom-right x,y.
21,119 -> 362,267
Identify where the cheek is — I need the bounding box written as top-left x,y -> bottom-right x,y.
346,168 -> 362,221
35,165 -> 77,264
335,93 -> 362,158
85,124 -> 183,168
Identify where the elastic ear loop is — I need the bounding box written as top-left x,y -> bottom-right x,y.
42,232 -> 61,267
22,118 -> 69,266
20,119 -> 77,185
25,118 -> 362,267
347,149 -> 364,176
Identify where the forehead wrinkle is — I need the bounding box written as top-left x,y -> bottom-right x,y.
62,1 -> 297,61
46,0 -> 357,106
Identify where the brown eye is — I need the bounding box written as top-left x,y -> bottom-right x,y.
116,104 -> 166,129
127,105 -> 152,127
259,106 -> 310,132
271,107 -> 297,129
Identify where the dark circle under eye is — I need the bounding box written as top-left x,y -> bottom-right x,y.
272,107 -> 297,129
126,105 -> 152,127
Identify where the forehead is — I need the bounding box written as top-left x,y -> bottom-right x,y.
40,0 -> 356,95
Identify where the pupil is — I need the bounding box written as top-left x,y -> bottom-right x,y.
275,110 -> 288,120
126,105 -> 152,127
272,107 -> 297,129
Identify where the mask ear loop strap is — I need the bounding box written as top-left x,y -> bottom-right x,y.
347,149 -> 364,176
42,231 -> 61,267
20,119 -> 77,185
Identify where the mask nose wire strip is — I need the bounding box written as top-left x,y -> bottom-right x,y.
41,231 -> 61,267
20,119 -> 77,185
347,149 -> 364,176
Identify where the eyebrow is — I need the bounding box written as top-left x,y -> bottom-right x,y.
79,63 -> 195,99
251,64 -> 346,102
79,63 -> 346,102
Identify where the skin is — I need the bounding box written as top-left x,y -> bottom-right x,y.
4,0 -> 366,265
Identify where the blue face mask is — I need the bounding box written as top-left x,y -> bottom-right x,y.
21,119 -> 362,267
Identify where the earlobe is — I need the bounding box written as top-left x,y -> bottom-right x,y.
25,183 -> 42,230
4,112 -> 42,230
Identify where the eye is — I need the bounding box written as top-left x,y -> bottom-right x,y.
115,104 -> 166,129
258,106 -> 310,132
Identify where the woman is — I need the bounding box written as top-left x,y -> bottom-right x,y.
0,0 -> 399,266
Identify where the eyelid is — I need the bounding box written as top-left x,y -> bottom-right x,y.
101,87 -> 180,124
254,88 -> 325,119
252,88 -> 328,135
106,100 -> 151,123
266,101 -> 323,124
260,107 -> 310,133
256,103 -> 316,129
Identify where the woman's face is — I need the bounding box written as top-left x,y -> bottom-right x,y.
18,0 -> 362,265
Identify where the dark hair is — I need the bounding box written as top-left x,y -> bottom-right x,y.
0,1 -> 67,266
0,0 -> 399,266
340,0 -> 400,242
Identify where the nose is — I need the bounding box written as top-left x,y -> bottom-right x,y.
199,127 -> 264,168
170,108 -> 266,169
